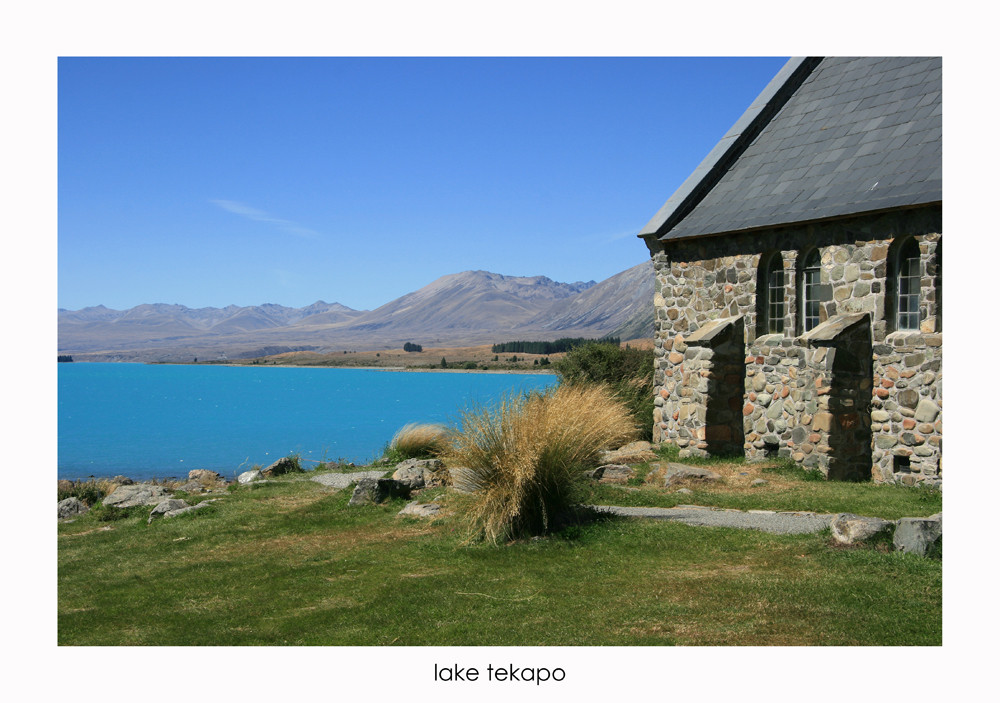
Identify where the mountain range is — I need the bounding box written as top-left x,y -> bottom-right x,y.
59,261 -> 655,362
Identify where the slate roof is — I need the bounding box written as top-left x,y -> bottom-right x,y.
641,57 -> 942,242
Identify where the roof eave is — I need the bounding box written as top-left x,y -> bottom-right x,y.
654,200 -> 943,245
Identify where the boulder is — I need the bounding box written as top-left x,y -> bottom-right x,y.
147,498 -> 191,523
392,463 -> 426,490
177,481 -> 206,493
261,457 -> 301,476
830,513 -> 895,545
391,458 -> 449,488
893,516 -> 942,558
148,498 -> 218,524
393,458 -> 451,489
103,483 -> 172,508
348,478 -> 411,506
591,464 -> 634,484
398,501 -> 443,518
237,469 -> 264,484
58,496 -> 89,519
447,467 -> 476,494
645,463 -> 722,487
599,441 -> 657,465
111,475 -> 135,486
187,469 -> 222,483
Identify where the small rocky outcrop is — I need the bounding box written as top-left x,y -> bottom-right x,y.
348,478 -> 411,506
147,498 -> 219,524
103,483 -> 172,508
830,513 -> 895,545
391,458 -> 450,490
261,457 -> 301,477
591,464 -> 634,484
397,501 -> 443,518
893,515 -> 942,558
177,481 -> 207,493
147,498 -> 190,523
644,463 -> 722,488
237,469 -> 264,484
111,475 -> 135,486
599,441 -> 657,465
187,469 -> 221,483
58,496 -> 89,519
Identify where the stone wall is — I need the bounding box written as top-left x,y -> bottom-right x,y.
647,205 -> 942,485
871,332 -> 942,486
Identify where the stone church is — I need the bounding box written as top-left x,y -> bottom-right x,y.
639,57 -> 941,485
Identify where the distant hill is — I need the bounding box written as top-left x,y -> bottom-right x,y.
59,264 -> 654,361
521,261 -> 653,335
339,270 -> 596,334
57,301 -> 363,353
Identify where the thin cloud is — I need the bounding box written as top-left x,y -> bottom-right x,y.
580,228 -> 642,245
211,199 -> 320,239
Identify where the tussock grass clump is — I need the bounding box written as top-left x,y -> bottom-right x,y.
385,423 -> 453,462
447,384 -> 637,543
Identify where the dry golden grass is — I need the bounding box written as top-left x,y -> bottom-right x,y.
447,384 -> 637,543
389,423 -> 453,458
643,459 -> 798,494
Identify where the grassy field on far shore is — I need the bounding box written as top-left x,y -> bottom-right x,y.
192,340 -> 655,372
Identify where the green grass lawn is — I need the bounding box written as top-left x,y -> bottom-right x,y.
58,463 -> 942,646
582,448 -> 943,520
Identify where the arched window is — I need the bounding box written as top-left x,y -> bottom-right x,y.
757,251 -> 785,335
799,248 -> 821,333
895,238 -> 921,331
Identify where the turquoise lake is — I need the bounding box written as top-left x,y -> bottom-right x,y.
58,363 -> 559,481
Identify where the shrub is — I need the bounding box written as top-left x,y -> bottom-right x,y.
447,384 -> 636,543
386,423 -> 453,462
58,479 -> 115,506
553,342 -> 655,441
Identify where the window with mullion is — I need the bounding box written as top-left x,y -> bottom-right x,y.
801,249 -> 821,332
898,240 -> 921,330
767,258 -> 785,334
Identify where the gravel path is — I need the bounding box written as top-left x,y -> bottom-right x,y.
306,471 -> 836,535
310,470 -> 389,489
587,504 -> 836,535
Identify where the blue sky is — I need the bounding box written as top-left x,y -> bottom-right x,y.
58,57 -> 789,312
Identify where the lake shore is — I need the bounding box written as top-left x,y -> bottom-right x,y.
202,363 -> 556,375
